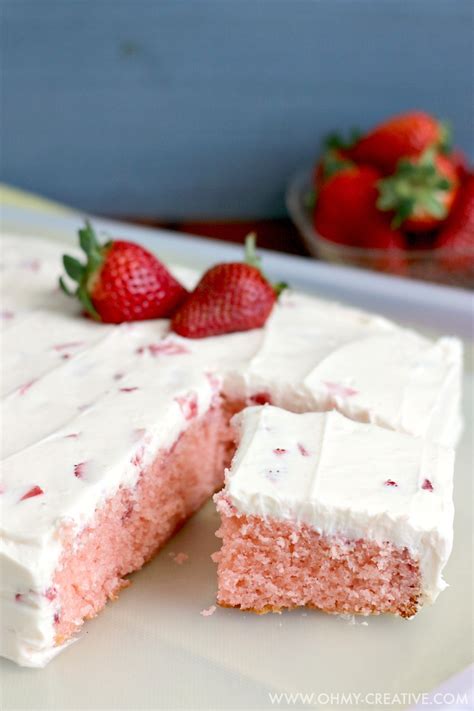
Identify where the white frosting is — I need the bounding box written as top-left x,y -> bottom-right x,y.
225,406 -> 455,607
0,233 -> 462,666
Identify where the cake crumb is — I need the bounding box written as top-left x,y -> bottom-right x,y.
169,552 -> 189,565
200,605 -> 216,617
339,613 -> 369,626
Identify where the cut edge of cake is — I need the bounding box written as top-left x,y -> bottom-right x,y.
213,406 -> 455,618
1,395 -> 243,667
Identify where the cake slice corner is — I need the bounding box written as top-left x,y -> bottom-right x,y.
213,405 -> 455,618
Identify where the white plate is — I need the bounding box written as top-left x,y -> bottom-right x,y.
1,205 -> 473,711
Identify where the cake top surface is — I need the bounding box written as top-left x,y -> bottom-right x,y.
0,233 -> 461,545
222,405 -> 455,604
226,405 -> 453,532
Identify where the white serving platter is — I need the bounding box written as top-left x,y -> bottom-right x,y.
1,201 -> 473,711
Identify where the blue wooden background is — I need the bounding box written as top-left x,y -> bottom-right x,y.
2,0 -> 473,219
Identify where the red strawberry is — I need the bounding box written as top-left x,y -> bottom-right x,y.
314,164 -> 406,273
313,131 -> 360,190
314,165 -> 380,245
60,222 -> 188,323
171,235 -> 285,339
361,225 -> 407,275
436,174 -> 474,273
314,165 -> 404,248
348,111 -> 448,174
450,149 -> 470,182
313,149 -> 354,191
377,150 -> 459,233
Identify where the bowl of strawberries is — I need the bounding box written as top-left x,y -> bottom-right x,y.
286,111 -> 473,288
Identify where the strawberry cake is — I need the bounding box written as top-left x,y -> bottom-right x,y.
214,406 -> 454,618
0,232 -> 462,666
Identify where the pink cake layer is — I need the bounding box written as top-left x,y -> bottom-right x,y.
213,497 -> 422,618
52,399 -> 241,643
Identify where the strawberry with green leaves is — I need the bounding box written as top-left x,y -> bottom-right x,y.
348,111 -> 449,174
377,149 -> 459,233
171,235 -> 286,339
60,222 -> 188,323
314,164 -> 405,250
313,164 -> 406,274
313,130 -> 360,190
313,149 -> 354,191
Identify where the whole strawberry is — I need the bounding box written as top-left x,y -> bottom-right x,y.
314,164 -> 406,273
314,165 -> 377,245
313,131 -> 360,190
348,111 -> 448,174
314,164 -> 405,249
436,174 -> 474,274
377,149 -> 459,233
171,235 -> 285,339
60,222 -> 188,323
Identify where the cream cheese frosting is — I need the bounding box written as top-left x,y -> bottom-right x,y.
0,232 -> 463,666
224,405 -> 455,606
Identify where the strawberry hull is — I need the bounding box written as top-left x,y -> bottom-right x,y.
377,152 -> 459,234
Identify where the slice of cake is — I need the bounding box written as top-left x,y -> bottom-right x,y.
214,405 -> 455,618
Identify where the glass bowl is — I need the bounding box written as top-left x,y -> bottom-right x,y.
286,168 -> 474,289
